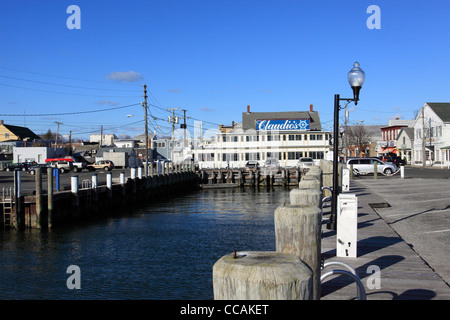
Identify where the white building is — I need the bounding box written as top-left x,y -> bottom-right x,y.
413,102 -> 450,166
194,105 -> 332,169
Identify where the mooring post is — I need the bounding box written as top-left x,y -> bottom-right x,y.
106,172 -> 112,198
213,251 -> 312,300
14,169 -> 24,230
138,167 -> 143,179
35,167 -> 43,229
71,175 -> 79,207
92,173 -> 98,201
47,167 -> 53,229
274,204 -> 322,300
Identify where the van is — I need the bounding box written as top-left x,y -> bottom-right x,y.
346,157 -> 397,175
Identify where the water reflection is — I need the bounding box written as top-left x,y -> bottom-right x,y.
0,188 -> 291,299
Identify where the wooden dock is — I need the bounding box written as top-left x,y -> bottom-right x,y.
197,168 -> 303,188
320,180 -> 450,300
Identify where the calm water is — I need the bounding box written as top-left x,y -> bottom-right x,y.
0,188 -> 291,300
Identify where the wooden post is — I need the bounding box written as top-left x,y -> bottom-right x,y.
47,167 -> 53,228
274,204 -> 322,300
213,251 -> 312,300
374,161 -> 378,179
35,167 -> 43,229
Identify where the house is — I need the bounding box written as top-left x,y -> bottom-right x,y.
0,120 -> 40,142
13,147 -> 69,164
413,102 -> 450,166
396,127 -> 414,164
96,147 -> 141,168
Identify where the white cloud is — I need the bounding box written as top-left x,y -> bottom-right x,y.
200,107 -> 215,112
97,99 -> 119,106
106,70 -> 143,82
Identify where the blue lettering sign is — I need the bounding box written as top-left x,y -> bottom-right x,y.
256,119 -> 310,131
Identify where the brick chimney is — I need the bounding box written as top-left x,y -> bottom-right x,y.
247,105 -> 250,113
310,104 -> 314,112
1,120 -> 4,125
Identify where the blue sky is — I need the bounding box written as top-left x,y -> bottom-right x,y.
1,0 -> 449,140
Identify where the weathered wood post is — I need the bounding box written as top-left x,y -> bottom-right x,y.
213,251 -> 313,300
47,167 -> 53,229
35,167 -> 43,229
274,204 -> 322,300
374,161 -> 378,179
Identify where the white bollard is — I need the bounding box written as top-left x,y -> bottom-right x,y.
400,166 -> 404,179
138,167 -> 143,179
71,175 -> 79,194
92,173 -> 98,189
131,167 -> 136,179
120,172 -> 126,185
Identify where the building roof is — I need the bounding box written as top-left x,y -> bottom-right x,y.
1,122 -> 40,141
426,103 -> 450,122
398,127 -> 414,140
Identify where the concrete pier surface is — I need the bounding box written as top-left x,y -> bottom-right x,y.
321,169 -> 450,300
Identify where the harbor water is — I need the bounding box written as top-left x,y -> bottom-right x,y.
0,188 -> 291,299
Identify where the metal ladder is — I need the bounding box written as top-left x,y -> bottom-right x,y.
2,187 -> 13,229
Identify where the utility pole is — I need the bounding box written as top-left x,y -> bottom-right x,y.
100,125 -> 103,147
143,84 -> 149,177
182,109 -> 187,148
54,121 -> 62,152
69,131 -> 72,155
422,106 -> 426,168
167,107 -> 180,162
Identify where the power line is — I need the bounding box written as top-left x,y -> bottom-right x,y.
0,75 -> 139,92
0,82 -> 139,97
0,103 -> 140,117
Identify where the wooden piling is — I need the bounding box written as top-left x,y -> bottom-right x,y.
47,167 -> 53,228
274,204 -> 322,300
35,167 -> 43,229
213,251 -> 313,300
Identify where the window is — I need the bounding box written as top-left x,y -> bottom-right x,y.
295,134 -> 302,140
288,135 -> 295,141
310,134 -> 316,141
5,133 -> 9,139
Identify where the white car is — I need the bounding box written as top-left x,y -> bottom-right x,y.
297,157 -> 314,169
346,158 -> 397,175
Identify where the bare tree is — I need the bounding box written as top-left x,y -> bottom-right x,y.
347,124 -> 373,157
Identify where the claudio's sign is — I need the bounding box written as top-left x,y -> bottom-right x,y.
256,119 -> 310,131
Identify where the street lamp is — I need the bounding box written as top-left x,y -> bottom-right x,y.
328,62 -> 365,231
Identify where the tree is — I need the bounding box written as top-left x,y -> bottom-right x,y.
347,124 -> 373,157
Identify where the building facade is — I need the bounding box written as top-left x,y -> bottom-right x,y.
413,103 -> 450,166
194,105 -> 332,169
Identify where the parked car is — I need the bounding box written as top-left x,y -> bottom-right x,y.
5,163 -> 25,171
386,156 -> 406,167
46,159 -> 73,173
87,160 -> 115,171
262,158 -> 280,175
346,157 -> 397,175
27,163 -> 51,175
297,157 -> 315,169
245,161 -> 260,171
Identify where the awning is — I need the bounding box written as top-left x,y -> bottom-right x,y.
441,146 -> 450,150
379,147 -> 396,153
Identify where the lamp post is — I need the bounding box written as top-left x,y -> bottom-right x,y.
327,62 -> 365,231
